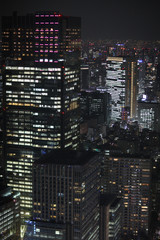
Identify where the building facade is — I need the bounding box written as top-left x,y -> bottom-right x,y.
32,150 -> 101,240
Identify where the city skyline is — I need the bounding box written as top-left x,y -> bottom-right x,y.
1,7 -> 160,240
0,0 -> 160,40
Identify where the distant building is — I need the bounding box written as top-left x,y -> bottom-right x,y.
137,59 -> 145,95
138,101 -> 160,132
0,186 -> 20,240
106,56 -> 138,121
125,58 -> 138,119
106,57 -> 126,121
32,149 -> 101,240
80,89 -> 111,124
80,64 -> 90,90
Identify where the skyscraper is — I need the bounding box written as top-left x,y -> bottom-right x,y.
2,11 -> 81,220
106,56 -> 138,122
106,57 -> 126,121
125,58 -> 138,119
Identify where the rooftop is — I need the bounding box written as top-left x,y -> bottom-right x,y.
34,149 -> 98,166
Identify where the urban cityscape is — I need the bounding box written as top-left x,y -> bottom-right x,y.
1,5 -> 160,240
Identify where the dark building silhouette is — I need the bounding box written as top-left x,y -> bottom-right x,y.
80,89 -> 111,124
80,64 -> 90,90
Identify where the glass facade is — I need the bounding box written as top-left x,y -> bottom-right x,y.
4,62 -> 80,219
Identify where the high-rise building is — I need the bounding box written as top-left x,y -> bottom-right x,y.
106,56 -> 138,122
106,57 -> 126,121
32,149 -> 100,240
105,154 -> 151,238
125,58 -> 138,119
2,11 -> 81,220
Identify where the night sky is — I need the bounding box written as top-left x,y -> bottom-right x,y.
0,0 -> 159,40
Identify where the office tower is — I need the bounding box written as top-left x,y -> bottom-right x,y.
138,101 -> 160,132
32,149 -> 100,240
125,58 -> 138,119
105,154 -> 151,238
2,11 -> 81,220
0,186 -> 20,240
100,194 -> 121,240
106,56 -> 138,122
106,57 -> 126,121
